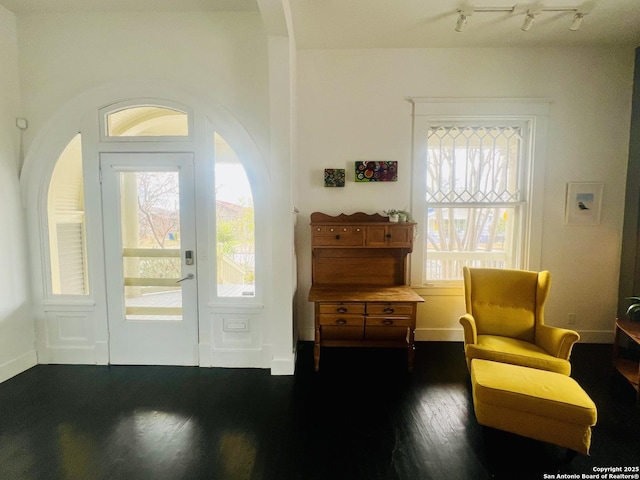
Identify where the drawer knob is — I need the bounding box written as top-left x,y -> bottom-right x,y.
336,318 -> 347,325
383,307 -> 394,314
382,319 -> 394,326
337,306 -> 348,313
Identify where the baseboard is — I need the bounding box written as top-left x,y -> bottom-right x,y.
299,326 -> 611,344
198,343 -> 213,367
575,330 -> 614,344
299,327 -> 314,342
415,328 -> 464,342
210,348 -> 270,369
39,346 -> 96,365
95,341 -> 109,365
0,350 -> 38,384
271,352 -> 296,376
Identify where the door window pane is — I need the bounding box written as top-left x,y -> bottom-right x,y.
121,171 -> 183,320
215,133 -> 255,297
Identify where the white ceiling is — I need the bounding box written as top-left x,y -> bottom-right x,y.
0,0 -> 639,49
289,0 -> 640,48
0,0 -> 259,13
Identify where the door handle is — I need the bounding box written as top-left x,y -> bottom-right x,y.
176,273 -> 194,283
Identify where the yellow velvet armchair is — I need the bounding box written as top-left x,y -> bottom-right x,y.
459,267 -> 580,375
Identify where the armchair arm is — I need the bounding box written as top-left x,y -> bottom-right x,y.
459,314 -> 478,345
536,324 -> 580,360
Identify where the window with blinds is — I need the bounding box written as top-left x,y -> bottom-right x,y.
48,134 -> 89,295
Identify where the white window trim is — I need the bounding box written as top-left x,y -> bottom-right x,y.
408,98 -> 549,288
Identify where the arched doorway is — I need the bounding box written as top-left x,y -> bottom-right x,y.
21,85 -> 273,368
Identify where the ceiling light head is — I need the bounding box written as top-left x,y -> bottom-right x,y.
521,12 -> 536,31
455,9 -> 473,32
569,12 -> 585,31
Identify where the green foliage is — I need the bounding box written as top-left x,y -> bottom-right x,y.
625,296 -> 640,321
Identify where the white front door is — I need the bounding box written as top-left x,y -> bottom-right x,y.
101,152 -> 198,365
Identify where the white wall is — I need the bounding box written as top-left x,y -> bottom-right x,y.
17,12 -> 271,160
296,47 -> 635,343
0,5 -> 36,383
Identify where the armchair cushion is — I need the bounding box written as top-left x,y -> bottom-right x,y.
466,335 -> 572,375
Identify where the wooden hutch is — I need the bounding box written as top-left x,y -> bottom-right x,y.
308,212 -> 424,371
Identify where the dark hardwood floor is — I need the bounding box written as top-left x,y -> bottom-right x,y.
0,342 -> 638,480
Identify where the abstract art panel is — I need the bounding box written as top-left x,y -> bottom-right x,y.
324,169 -> 345,187
355,161 -> 398,182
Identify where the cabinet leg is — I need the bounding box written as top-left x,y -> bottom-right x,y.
407,343 -> 415,372
407,327 -> 416,372
314,327 -> 321,372
314,344 -> 320,372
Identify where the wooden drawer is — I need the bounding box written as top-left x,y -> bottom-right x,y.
319,314 -> 364,327
319,314 -> 364,341
366,303 -> 414,316
365,316 -> 411,342
365,316 -> 412,328
312,225 -> 365,247
324,226 -> 365,236
319,303 -> 365,315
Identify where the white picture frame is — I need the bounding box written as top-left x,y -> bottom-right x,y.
565,182 -> 604,225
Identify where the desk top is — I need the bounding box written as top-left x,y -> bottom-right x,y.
309,284 -> 424,303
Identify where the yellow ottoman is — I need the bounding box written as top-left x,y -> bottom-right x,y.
471,359 -> 597,455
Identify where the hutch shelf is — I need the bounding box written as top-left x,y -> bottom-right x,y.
308,212 -> 424,371
612,318 -> 640,405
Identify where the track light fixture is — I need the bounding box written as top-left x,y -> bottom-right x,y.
455,12 -> 467,32
521,12 -> 536,31
453,3 -> 589,32
455,9 -> 473,32
569,12 -> 585,31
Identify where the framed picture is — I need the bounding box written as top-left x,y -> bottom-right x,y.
565,182 -> 603,225
354,161 -> 398,182
324,169 -> 345,187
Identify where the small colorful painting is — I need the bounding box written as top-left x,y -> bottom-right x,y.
324,169 -> 345,187
355,161 -> 398,182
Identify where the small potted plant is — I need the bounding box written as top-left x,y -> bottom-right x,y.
397,210 -> 414,223
384,209 -> 400,222
625,296 -> 640,322
384,209 -> 415,223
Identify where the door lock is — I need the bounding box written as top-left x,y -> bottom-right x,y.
185,250 -> 194,265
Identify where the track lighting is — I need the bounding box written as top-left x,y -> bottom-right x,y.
455,13 -> 467,32
453,3 -> 590,33
569,12 -> 585,31
455,9 -> 473,32
521,12 -> 536,31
